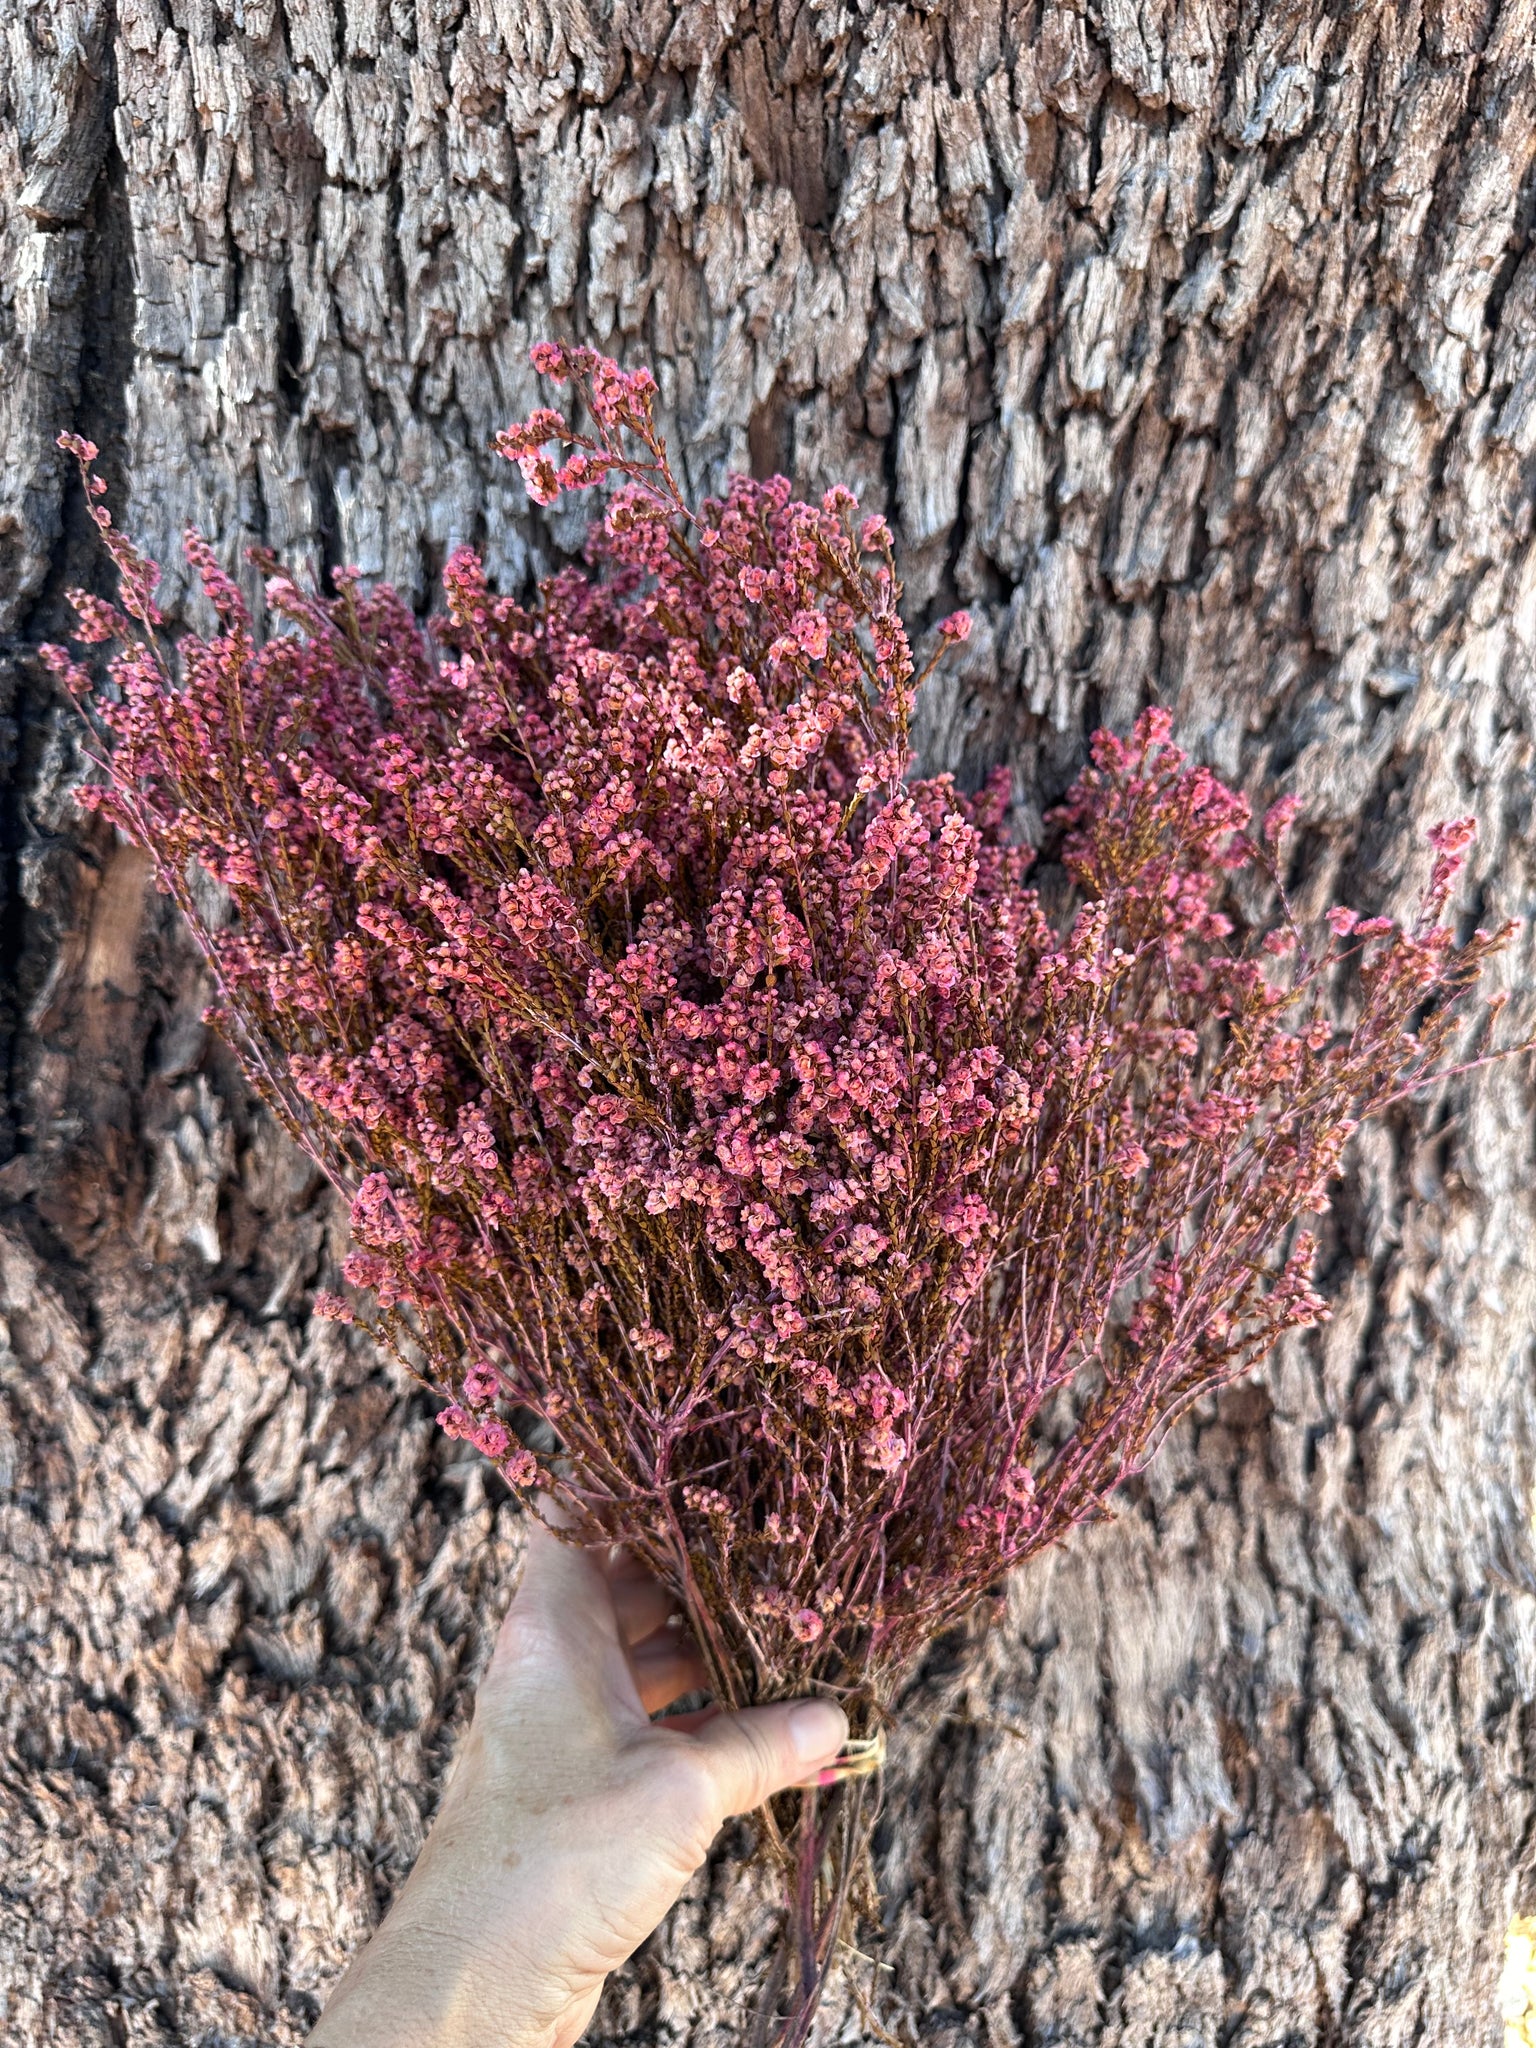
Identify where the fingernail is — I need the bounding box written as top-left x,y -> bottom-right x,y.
789,1700 -> 848,1763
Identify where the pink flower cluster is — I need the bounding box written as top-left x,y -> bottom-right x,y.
47,357 -> 1513,1747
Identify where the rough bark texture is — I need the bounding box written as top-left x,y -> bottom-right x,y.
3,1 -> 1536,2043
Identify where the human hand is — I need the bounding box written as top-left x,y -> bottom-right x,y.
308,1515 -> 849,2048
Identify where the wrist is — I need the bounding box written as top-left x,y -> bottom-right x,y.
308,1910 -> 558,2048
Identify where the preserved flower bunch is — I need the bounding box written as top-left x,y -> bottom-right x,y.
49,351 -> 1514,2040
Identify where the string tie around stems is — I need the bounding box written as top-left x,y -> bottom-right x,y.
801,1728 -> 886,1787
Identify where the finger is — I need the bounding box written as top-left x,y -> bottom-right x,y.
688,1699 -> 849,1819
654,1704 -> 719,1735
535,1489 -> 581,1533
597,1549 -> 678,1648
630,1627 -> 710,1715
492,1518 -> 626,1684
515,1518 -> 617,1627
526,1499 -> 677,1645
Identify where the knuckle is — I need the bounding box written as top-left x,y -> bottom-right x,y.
728,1719 -> 783,1815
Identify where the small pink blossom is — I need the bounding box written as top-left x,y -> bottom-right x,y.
790,610 -> 830,660
860,1425 -> 907,1473
517,450 -> 561,505
503,1446 -> 539,1487
1427,816 -> 1477,855
685,1485 -> 731,1515
628,1325 -> 674,1360
1262,795 -> 1302,843
936,1194 -> 992,1246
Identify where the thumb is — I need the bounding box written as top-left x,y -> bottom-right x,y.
689,1698 -> 849,1818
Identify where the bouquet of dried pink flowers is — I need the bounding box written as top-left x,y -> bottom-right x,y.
48,346 -> 1516,2042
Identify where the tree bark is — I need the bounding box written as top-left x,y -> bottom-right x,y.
3,2 -> 1536,2043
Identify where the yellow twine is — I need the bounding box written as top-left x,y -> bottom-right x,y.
798,1728 -> 887,1787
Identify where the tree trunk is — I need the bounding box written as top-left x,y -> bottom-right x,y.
3,2 -> 1535,2043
